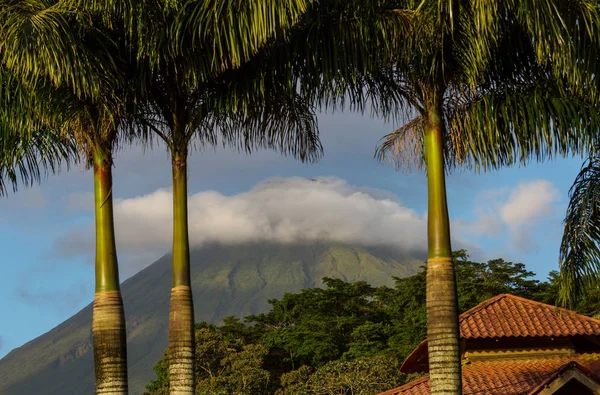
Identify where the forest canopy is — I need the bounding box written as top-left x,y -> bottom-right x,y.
144,250 -> 600,395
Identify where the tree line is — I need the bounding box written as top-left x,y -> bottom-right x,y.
1,1 -> 599,394
144,251 -> 597,395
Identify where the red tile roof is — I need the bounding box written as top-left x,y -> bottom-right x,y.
460,294 -> 600,339
401,294 -> 600,373
381,354 -> 600,395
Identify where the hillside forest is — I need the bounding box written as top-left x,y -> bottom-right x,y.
144,250 -> 595,395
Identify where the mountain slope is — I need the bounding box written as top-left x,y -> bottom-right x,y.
0,242 -> 422,394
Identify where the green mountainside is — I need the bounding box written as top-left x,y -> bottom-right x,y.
0,243 -> 422,395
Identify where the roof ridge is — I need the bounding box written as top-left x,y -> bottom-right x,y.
527,359 -> 600,394
570,359 -> 600,381
459,293 -> 600,326
459,293 -> 510,322
497,294 -> 600,326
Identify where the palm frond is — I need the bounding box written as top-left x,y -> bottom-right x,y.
0,66 -> 82,194
375,115 -> 425,170
139,57 -> 323,163
0,0 -> 114,99
200,89 -> 322,163
469,0 -> 600,95
215,0 -> 418,120
558,151 -> 600,307
285,0 -> 417,116
171,0 -> 312,79
0,131 -> 79,196
444,82 -> 600,171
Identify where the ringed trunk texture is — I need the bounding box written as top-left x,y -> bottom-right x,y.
424,101 -> 462,394
93,292 -> 128,394
169,150 -> 195,395
169,285 -> 195,394
92,146 -> 128,394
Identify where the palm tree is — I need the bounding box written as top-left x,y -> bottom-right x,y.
370,1 -> 600,391
131,2 -> 322,392
3,2 -> 320,393
0,3 -> 141,392
237,1 -> 598,392
557,149 -> 600,306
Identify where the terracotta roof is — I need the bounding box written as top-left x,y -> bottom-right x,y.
401,294 -> 600,373
381,354 -> 600,395
460,294 -> 600,339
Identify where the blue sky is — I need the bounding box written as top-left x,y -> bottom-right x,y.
0,109 -> 585,358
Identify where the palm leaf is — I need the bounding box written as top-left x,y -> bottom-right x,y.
375,115 -> 425,170
0,66 -> 80,195
137,57 -> 322,163
225,0 -> 417,119
445,83 -> 600,171
469,0 -> 600,94
0,131 -> 79,196
0,0 -> 116,99
558,151 -> 600,306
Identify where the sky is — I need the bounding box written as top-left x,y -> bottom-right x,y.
0,109 -> 586,359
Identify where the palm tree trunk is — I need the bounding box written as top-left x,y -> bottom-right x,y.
169,148 -> 195,395
424,99 -> 462,394
92,144 -> 128,394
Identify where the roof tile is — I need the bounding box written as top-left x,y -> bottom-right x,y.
459,294 -> 600,339
401,294 -> 600,373
384,354 -> 600,395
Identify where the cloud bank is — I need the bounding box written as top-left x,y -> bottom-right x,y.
56,177 -> 434,265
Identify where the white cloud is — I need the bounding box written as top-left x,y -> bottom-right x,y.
53,177 -> 466,269
455,179 -> 561,253
453,209 -> 503,237
500,180 -> 560,230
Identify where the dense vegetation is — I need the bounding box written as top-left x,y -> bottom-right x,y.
144,250 -> 598,395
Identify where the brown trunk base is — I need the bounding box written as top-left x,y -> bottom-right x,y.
169,285 -> 195,395
426,257 -> 462,394
93,291 -> 128,395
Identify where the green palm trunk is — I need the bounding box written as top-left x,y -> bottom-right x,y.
169,148 -> 195,395
92,143 -> 128,394
423,97 -> 461,394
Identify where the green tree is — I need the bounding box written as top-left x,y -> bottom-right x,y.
371,2 -> 600,391
146,250 -> 571,394
146,326 -> 271,395
276,355 -> 405,395
0,3 -> 141,392
248,279 -> 383,368
144,350 -> 170,395
377,251 -> 556,359
130,3 -> 323,391
539,270 -> 600,319
453,252 -> 544,310
251,1 -> 600,391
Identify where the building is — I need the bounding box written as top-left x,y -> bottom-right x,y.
380,294 -> 600,394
